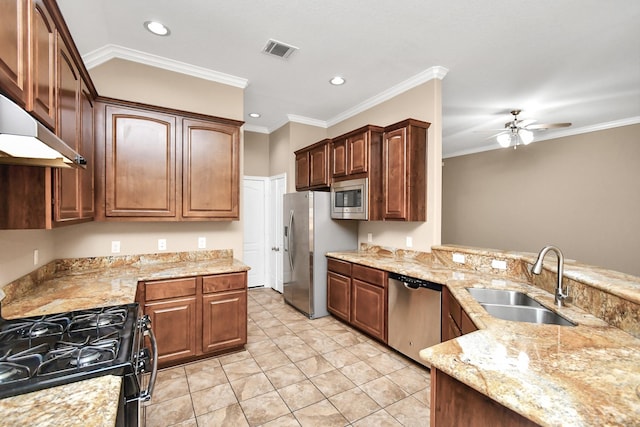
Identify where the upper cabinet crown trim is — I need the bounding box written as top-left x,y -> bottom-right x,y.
82,44 -> 249,89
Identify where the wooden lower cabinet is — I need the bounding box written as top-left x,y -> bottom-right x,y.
139,271 -> 247,367
202,290 -> 247,353
327,271 -> 351,322
442,287 -> 477,341
351,279 -> 385,341
431,369 -> 539,427
145,296 -> 197,365
327,258 -> 387,343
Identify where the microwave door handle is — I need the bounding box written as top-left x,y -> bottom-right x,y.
287,209 -> 294,271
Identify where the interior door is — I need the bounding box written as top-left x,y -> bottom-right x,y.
242,176 -> 267,288
268,174 -> 286,293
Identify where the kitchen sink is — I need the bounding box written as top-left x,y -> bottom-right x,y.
467,288 -> 576,326
480,303 -> 576,326
467,288 -> 545,308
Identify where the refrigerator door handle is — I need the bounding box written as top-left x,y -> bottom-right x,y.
287,209 -> 294,271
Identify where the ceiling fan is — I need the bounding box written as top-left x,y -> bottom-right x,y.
491,110 -> 571,148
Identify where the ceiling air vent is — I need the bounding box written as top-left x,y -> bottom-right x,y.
263,39 -> 298,59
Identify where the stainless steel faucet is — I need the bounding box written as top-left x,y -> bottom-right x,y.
531,245 -> 568,307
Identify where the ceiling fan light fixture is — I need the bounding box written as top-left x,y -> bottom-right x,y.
497,133 -> 512,148
519,129 -> 534,145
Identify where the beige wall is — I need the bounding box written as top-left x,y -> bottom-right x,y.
442,124 -> 640,276
327,79 -> 443,252
244,131 -> 270,176
0,59 -> 245,287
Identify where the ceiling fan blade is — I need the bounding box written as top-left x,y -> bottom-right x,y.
516,119 -> 536,128
526,122 -> 572,130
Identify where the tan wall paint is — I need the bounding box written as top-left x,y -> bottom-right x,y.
0,60 -> 246,287
327,79 -> 443,252
269,123 -> 291,179
442,124 -> 640,276
244,131 -> 270,176
89,59 -> 243,119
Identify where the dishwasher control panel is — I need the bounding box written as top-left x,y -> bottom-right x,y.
388,272 -> 443,292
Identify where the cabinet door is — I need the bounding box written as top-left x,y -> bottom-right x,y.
327,271 -> 351,322
182,119 -> 240,219
295,150 -> 310,190
53,36 -> 81,223
105,106 -> 176,217
145,296 -> 197,365
309,143 -> 329,187
351,279 -> 386,341
202,290 -> 247,354
79,83 -> 94,219
30,0 -> 55,129
347,132 -> 368,175
382,127 -> 407,220
331,139 -> 348,178
0,0 -> 29,107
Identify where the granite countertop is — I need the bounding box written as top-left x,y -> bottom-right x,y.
0,250 -> 250,426
327,246 -> 640,426
0,376 -> 121,427
1,250 -> 250,319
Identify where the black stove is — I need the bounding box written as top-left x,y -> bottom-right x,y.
0,303 -> 157,426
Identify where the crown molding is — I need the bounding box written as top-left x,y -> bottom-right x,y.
82,44 -> 249,88
443,116 -> 640,159
243,124 -> 270,134
287,114 -> 328,128
327,66 -> 449,127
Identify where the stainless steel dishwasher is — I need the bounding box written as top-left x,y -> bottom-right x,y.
388,272 -> 442,367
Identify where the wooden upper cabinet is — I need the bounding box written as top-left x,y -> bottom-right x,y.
53,35 -> 81,223
347,132 -> 368,175
309,140 -> 330,187
104,105 -> 177,218
0,0 -> 29,106
295,150 -> 310,190
182,118 -> 239,220
30,0 -> 56,129
294,139 -> 331,191
382,119 -> 429,221
331,138 -> 348,178
79,83 -> 94,219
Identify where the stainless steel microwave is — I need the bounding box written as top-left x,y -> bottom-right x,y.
331,178 -> 368,220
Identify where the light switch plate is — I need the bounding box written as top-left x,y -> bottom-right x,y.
452,253 -> 465,264
33,249 -> 39,265
406,236 -> 413,247
367,233 -> 373,243
158,239 -> 167,251
198,237 -> 206,249
111,241 -> 120,254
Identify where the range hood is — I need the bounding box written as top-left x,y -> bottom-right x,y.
0,95 -> 86,169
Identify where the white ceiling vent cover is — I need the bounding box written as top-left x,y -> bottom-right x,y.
263,39 -> 298,59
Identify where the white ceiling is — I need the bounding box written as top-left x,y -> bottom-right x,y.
57,0 -> 640,158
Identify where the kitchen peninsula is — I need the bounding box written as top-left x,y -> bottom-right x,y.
327,244 -> 640,427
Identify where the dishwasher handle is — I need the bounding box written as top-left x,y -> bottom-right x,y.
388,272 -> 442,292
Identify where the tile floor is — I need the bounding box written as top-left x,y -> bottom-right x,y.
143,288 -> 431,427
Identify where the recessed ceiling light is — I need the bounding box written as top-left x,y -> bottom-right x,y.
249,113 -> 261,118
329,76 -> 346,86
144,21 -> 170,36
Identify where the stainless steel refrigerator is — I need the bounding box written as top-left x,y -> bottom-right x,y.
283,191 -> 358,319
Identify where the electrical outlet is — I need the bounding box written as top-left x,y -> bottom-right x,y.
452,253 -> 465,264
111,241 -> 121,254
33,249 -> 39,265
158,239 -> 167,251
406,236 -> 413,247
367,233 -> 373,243
198,237 -> 206,249
491,259 -> 507,270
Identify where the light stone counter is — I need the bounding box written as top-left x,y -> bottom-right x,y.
327,244 -> 640,427
0,376 -> 121,427
0,250 -> 250,425
1,249 -> 250,318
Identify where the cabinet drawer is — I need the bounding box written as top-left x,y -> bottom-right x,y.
352,264 -> 385,287
443,287 -> 462,328
145,277 -> 197,301
328,258 -> 351,276
203,272 -> 246,293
